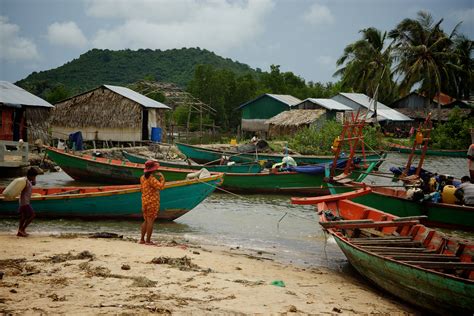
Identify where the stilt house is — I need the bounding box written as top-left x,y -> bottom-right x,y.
0,81 -> 54,143
51,85 -> 170,143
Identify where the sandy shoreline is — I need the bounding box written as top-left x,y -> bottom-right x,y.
0,233 -> 418,315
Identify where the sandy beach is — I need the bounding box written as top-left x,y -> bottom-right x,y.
0,233 -> 418,315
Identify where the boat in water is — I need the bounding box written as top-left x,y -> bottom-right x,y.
45,146 -> 197,184
122,150 -> 263,173
292,189 -> 474,315
0,174 -> 223,221
175,142 -> 382,165
389,143 -> 467,157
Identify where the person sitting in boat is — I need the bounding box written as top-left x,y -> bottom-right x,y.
454,176 -> 474,206
139,160 -> 165,245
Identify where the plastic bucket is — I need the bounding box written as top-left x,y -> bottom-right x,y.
151,127 -> 162,143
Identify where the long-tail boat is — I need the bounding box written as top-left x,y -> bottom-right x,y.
0,174 -> 223,220
328,114 -> 474,231
46,146 -> 196,183
175,142 -> 382,165
122,150 -> 263,173
292,189 -> 474,315
389,143 -> 467,157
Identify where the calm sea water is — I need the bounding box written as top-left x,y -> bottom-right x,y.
0,153 -> 471,268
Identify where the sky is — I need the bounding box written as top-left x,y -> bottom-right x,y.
0,0 -> 473,85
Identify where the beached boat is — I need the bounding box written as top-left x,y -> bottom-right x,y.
328,182 -> 474,231
45,146 -> 198,184
176,142 -> 382,165
122,150 -> 263,173
0,174 -> 223,220
292,189 -> 474,315
389,143 -> 466,157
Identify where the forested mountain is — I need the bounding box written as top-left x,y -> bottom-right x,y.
16,47 -> 259,98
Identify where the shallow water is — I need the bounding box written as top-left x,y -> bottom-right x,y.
0,153 -> 471,268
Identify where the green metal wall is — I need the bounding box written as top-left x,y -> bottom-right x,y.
241,96 -> 289,119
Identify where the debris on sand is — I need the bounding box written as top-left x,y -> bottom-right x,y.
150,256 -> 204,272
79,262 -> 157,287
47,251 -> 95,263
88,232 -> 123,239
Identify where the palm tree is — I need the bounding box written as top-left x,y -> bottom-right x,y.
389,11 -> 458,120
452,34 -> 473,100
334,27 -> 396,105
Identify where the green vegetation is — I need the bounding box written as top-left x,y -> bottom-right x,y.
431,108 -> 473,150
16,47 -> 257,100
287,120 -> 383,155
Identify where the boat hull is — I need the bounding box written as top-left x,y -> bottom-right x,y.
335,235 -> 473,314
46,147 -> 194,184
122,151 -> 263,173
334,186 -> 474,230
390,144 -> 466,157
176,142 -> 381,165
0,176 -> 222,221
222,171 -> 330,195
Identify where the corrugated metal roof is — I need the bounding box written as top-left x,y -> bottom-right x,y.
298,98 -> 352,111
338,93 -> 412,121
237,93 -> 301,109
266,94 -> 302,106
104,85 -> 170,109
0,81 -> 53,108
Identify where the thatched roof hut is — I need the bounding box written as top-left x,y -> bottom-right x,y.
266,109 -> 326,138
51,85 -> 170,143
0,81 -> 54,143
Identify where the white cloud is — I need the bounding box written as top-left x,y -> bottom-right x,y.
303,3 -> 334,26
85,0 -> 274,53
47,21 -> 88,49
0,16 -> 39,61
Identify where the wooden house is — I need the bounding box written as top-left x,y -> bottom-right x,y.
266,109 -> 327,138
390,92 -> 472,122
0,81 -> 54,143
238,94 -> 301,134
51,85 -> 170,143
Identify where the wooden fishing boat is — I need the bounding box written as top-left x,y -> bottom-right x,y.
389,143 -> 466,157
45,146 -> 198,184
176,142 -> 382,165
122,150 -> 263,173
329,182 -> 474,231
292,189 -> 474,315
0,174 -> 223,220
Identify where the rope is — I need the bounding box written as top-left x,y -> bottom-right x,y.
196,177 -> 320,225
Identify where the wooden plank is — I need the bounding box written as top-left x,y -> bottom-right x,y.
393,215 -> 428,222
321,220 -> 419,230
352,240 -> 423,247
402,261 -> 474,270
362,246 -> 434,253
350,236 -> 413,242
391,255 -> 460,262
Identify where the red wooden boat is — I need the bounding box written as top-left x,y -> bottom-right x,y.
292,189 -> 474,314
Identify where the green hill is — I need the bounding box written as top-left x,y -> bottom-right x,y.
16,47 -> 258,98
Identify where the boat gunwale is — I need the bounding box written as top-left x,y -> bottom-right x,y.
0,174 -> 224,201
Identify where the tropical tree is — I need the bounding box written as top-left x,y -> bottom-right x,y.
334,27 -> 396,105
389,11 -> 459,119
451,34 -> 473,100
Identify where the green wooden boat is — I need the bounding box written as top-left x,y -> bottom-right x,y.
46,147 -> 198,184
0,175 -> 223,220
292,190 -> 474,315
389,143 -> 466,157
176,142 -> 382,165
329,181 -> 474,231
122,150 -> 263,173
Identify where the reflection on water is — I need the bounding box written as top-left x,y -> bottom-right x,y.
0,153 -> 470,268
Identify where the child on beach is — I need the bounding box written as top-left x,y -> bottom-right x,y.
17,167 -> 38,237
140,160 -> 165,245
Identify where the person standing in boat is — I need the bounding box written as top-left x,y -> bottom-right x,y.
139,161 -> 165,245
17,167 -> 38,237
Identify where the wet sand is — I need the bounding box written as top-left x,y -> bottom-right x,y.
0,233 -> 418,315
